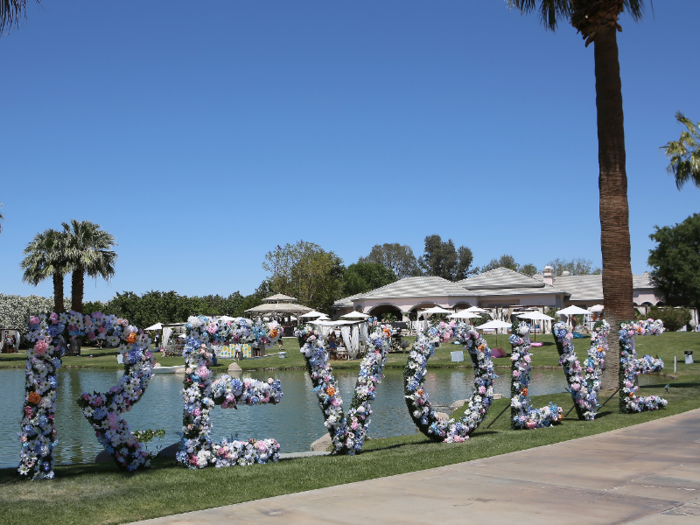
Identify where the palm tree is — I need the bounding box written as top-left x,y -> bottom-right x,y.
21,228 -> 70,312
508,0 -> 643,390
0,202 -> 4,234
1,1 -> 38,36
62,219 -> 117,314
662,112 -> 700,190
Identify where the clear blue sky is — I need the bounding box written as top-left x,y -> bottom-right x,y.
1,1 -> 698,302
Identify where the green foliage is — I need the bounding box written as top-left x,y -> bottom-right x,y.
479,254 -> 537,275
62,220 -> 117,313
20,228 -> 70,312
648,306 -> 693,332
263,241 -> 345,311
359,243 -> 421,279
343,262 -> 397,297
419,235 -> 474,281
132,428 -> 166,444
88,290 -> 245,328
0,293 -> 53,339
648,214 -> 700,309
547,257 -> 601,276
662,111 -> 700,191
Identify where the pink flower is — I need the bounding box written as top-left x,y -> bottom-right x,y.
34,340 -> 49,355
571,383 -> 580,391
49,312 -> 59,324
526,420 -> 537,429
512,370 -> 520,378
29,316 -> 40,325
207,324 -> 217,334
524,355 -> 531,363
197,366 -> 210,380
478,386 -> 486,395
93,396 -> 103,406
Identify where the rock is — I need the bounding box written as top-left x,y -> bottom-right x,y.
435,411 -> 450,422
174,366 -> 186,374
227,362 -> 242,373
157,442 -> 180,458
310,433 -> 332,452
449,399 -> 467,411
493,393 -> 504,400
95,450 -> 112,463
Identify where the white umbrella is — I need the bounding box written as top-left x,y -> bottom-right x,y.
300,310 -> 326,318
144,323 -> 163,331
419,306 -> 453,319
517,311 -> 553,341
465,306 -> 489,313
477,319 -> 511,347
447,311 -> 482,320
218,316 -> 237,322
341,311 -> 370,319
558,305 -> 591,316
589,304 -> 605,313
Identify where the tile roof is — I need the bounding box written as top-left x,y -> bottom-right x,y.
531,272 -> 658,302
359,276 -> 472,299
459,268 -> 568,297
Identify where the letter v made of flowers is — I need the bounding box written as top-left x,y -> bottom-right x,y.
22,311 -> 155,479
296,323 -> 392,455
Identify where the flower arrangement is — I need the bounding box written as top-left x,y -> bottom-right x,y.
552,322 -> 598,420
619,319 -> 667,413
510,322 -> 562,429
404,321 -> 496,443
21,311 -> 155,478
296,323 -> 393,454
177,316 -> 283,468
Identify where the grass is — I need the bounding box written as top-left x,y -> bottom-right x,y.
2,332 -> 699,375
1,378 -> 698,525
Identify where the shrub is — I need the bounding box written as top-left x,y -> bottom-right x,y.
648,306 -> 693,332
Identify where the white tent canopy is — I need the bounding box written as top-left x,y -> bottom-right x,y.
465,306 -> 489,314
144,323 -> 163,331
341,311 -> 370,319
447,311 -> 482,320
589,304 -> 605,313
300,310 -> 327,318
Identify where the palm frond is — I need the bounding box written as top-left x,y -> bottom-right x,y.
662,111 -> 700,191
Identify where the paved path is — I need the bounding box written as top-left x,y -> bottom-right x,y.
134,409 -> 700,525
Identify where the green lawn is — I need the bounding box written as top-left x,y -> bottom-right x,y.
3,332 -> 699,375
0,379 -> 697,525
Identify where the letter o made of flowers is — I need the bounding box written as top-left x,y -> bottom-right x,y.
404,322 -> 495,443
177,316 -> 284,468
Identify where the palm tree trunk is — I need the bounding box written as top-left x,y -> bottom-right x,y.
52,272 -> 64,312
594,27 -> 635,394
71,265 -> 84,313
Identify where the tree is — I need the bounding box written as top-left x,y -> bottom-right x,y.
359,243 -> 421,279
547,257 -> 601,275
20,228 -> 70,312
419,235 -> 475,281
343,262 -> 397,297
480,254 -> 521,273
263,241 -> 345,312
1,1 -> 39,36
521,263 -> 538,276
648,214 -> 700,310
508,0 -> 643,390
662,112 -> 700,191
0,293 -> 53,340
62,220 -> 117,314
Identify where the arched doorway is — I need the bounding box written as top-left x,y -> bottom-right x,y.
368,304 -> 403,323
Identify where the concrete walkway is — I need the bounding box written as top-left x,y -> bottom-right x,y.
134,409 -> 700,525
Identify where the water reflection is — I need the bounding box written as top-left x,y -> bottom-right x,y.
0,366 -> 657,468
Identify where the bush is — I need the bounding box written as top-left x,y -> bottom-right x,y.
648,306 -> 693,332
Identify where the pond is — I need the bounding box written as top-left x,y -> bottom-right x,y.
0,366 -> 658,468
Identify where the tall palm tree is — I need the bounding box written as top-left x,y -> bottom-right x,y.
508,0 -> 643,390
662,111 -> 700,190
21,228 -> 70,312
0,202 -> 4,234
62,219 -> 117,314
1,1 -> 38,36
